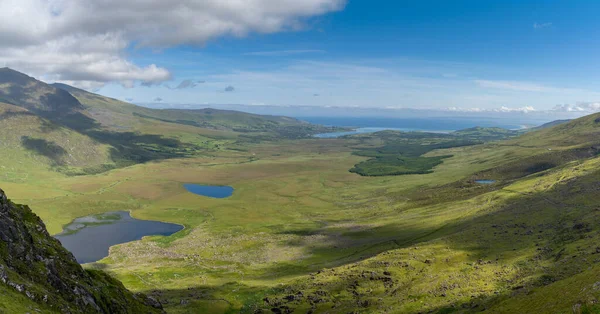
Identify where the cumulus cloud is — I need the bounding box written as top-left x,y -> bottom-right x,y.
446,106 -> 536,113
154,97 -> 163,102
0,0 -> 346,88
224,85 -> 235,92
553,102 -> 600,112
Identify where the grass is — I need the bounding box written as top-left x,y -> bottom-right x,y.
0,286 -> 55,314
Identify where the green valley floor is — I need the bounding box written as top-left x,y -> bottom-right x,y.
4,117 -> 600,313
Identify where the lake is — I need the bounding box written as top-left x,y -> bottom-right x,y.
184,184 -> 234,198
475,180 -> 497,184
54,211 -> 183,264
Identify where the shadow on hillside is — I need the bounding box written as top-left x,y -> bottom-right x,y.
44,111 -> 199,171
140,167 -> 600,312
0,110 -> 36,121
0,79 -> 83,113
21,136 -> 67,166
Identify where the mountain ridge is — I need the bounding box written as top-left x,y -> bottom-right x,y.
0,68 -> 83,117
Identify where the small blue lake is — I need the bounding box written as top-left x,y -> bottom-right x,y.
475,180 -> 497,185
184,184 -> 234,198
54,211 -> 183,264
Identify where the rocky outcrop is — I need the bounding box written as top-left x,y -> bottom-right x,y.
0,189 -> 163,313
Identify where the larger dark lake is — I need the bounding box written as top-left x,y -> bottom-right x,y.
55,211 -> 183,264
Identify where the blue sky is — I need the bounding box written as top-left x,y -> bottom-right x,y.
5,0 -> 600,114
101,1 -> 600,112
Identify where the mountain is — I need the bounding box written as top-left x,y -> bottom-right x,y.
509,112 -> 600,148
0,68 -> 82,117
0,70 -> 313,136
51,82 -> 327,137
0,189 -> 162,313
0,68 -> 332,177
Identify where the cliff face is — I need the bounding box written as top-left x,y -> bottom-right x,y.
0,189 -> 163,313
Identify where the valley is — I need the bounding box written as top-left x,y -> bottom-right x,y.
1,68 -> 599,313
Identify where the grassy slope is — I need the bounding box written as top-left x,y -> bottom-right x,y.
0,285 -> 56,313
242,113 -> 600,313
0,102 -> 112,179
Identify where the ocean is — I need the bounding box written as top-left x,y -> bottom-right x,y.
301,116 -> 527,131
300,116 -> 535,138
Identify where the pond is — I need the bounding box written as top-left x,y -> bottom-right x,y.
54,211 -> 183,264
184,184 -> 234,198
475,180 -> 497,184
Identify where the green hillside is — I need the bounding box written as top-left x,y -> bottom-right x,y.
0,102 -> 112,179
529,119 -> 572,131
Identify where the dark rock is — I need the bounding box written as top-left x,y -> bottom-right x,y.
284,295 -> 296,302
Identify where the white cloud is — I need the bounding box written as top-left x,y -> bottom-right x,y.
446,106 -> 536,113
0,0 -> 346,88
553,102 -> 600,112
497,106 -> 536,113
